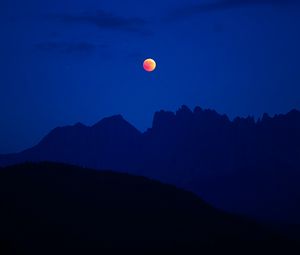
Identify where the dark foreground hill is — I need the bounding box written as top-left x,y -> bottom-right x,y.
0,106 -> 300,223
0,162 -> 296,254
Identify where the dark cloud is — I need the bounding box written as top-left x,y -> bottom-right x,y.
34,42 -> 104,54
166,0 -> 298,21
50,10 -> 149,35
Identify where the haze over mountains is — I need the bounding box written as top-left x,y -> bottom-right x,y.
1,105 -> 300,223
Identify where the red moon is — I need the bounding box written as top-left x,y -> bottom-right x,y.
143,58 -> 156,72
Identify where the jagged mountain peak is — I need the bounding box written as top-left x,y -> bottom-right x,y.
73,122 -> 87,128
92,114 -> 124,126
92,114 -> 135,129
92,114 -> 142,138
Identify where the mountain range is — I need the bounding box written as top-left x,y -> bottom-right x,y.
1,105 -> 300,223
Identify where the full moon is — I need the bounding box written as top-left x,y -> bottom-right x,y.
143,58 -> 156,72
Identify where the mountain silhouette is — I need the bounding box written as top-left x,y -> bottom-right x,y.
1,106 -> 300,224
0,162 -> 294,254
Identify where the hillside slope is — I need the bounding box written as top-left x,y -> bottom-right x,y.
0,162 -> 292,254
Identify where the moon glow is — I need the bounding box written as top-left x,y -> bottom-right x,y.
143,58 -> 156,72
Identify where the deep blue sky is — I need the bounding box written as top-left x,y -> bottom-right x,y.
1,0 -> 300,153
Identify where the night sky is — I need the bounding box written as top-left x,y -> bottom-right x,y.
1,0 -> 300,153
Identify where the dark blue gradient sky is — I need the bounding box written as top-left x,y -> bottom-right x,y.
1,0 -> 300,153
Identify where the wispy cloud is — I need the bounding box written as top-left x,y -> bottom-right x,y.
166,0 -> 298,21
50,9 -> 149,35
34,42 -> 104,54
